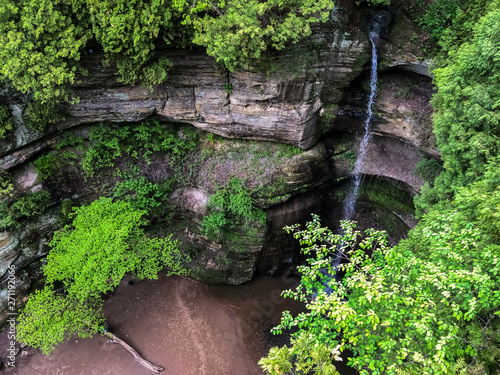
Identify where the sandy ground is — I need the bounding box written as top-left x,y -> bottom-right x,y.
3,275 -> 306,375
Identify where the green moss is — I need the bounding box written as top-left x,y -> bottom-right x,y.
360,180 -> 415,215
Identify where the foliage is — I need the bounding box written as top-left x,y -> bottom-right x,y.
87,0 -> 174,87
56,133 -> 84,149
82,122 -> 197,177
33,150 -> 78,183
17,288 -> 104,355
182,0 -> 334,71
113,175 -> 174,213
0,0 -> 334,103
414,157 -> 442,183
202,177 -> 266,241
17,197 -> 188,354
356,0 -> 391,5
263,214 -> 500,374
0,105 -> 13,139
224,82 -> 232,95
418,0 -> 488,54
11,190 -> 50,217
260,332 -> 341,375
0,169 -> 14,198
416,2 -> 500,213
0,0 -> 90,103
24,101 -> 65,132
0,190 -> 51,230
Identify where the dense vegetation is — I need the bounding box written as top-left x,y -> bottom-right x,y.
261,1 -> 500,374
17,198 -> 187,354
0,0 -> 333,105
3,0 -> 499,373
202,177 -> 266,240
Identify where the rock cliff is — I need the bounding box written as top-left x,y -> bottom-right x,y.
0,0 -> 436,326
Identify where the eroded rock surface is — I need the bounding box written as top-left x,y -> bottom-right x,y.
0,1 -> 438,328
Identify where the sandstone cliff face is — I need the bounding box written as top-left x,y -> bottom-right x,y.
0,5 -> 371,170
0,1 -> 436,326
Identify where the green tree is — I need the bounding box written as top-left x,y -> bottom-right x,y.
17,198 -> 187,357
417,1 -> 500,212
0,0 -> 335,105
0,0 -> 90,103
261,215 -> 500,375
156,0 -> 333,71
86,0 -> 174,86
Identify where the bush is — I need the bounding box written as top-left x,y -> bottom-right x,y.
0,170 -> 14,198
17,197 -> 188,354
82,122 -> 197,177
113,176 -> 175,213
202,177 -> 266,240
0,190 -> 51,230
25,101 -> 65,132
11,190 -> 50,218
33,151 -> 78,183
0,105 -> 13,139
414,157 -> 442,183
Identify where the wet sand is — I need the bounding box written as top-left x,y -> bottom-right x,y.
4,275 -> 305,375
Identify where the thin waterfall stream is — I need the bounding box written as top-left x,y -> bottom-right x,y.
343,29 -> 380,221
322,28 -> 381,280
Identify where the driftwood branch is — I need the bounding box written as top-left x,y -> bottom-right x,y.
105,332 -> 164,374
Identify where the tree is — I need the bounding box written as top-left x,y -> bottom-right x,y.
0,0 -> 91,103
17,197 -> 188,372
416,1 -> 500,213
184,0 -> 334,71
0,0 -> 335,105
86,0 -> 175,86
261,214 -> 500,375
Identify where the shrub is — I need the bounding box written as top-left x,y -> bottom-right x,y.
82,122 -> 197,177
33,151 -> 78,183
10,190 -> 51,218
415,157 -> 442,183
25,101 -> 65,132
0,170 -> 14,198
113,176 -> 175,213
17,197 -> 188,354
0,105 -> 13,139
202,177 -> 266,241
0,190 -> 51,230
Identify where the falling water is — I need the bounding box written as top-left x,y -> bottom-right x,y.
343,29 -> 380,221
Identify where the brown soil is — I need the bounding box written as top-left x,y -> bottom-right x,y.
3,275 -> 305,375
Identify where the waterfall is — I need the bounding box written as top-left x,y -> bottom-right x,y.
343,29 -> 380,221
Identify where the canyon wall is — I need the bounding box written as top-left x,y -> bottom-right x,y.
0,1 -> 437,326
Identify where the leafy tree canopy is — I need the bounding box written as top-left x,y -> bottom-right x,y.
0,0 -> 334,104
261,215 -> 500,375
416,1 -> 500,213
17,197 -> 187,354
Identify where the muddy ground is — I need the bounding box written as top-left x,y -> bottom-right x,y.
2,275 -> 306,375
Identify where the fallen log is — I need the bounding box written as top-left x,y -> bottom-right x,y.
105,332 -> 164,374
